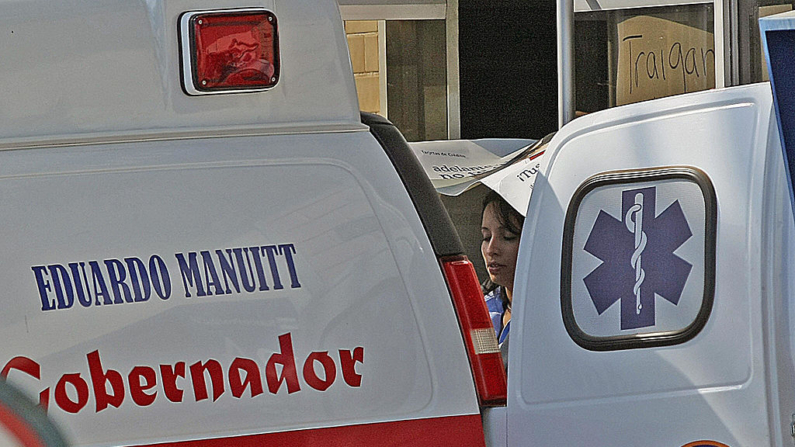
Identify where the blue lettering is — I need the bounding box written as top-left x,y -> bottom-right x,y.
32,266 -> 56,311
279,244 -> 301,289
217,249 -> 240,295
33,243 -> 302,312
262,245 -> 283,290
104,259 -> 133,304
201,251 -> 223,296
48,264 -> 74,309
175,252 -> 206,298
90,261 -> 113,305
233,248 -> 257,293
69,262 -> 93,307
249,246 -> 270,291
125,257 -> 151,303
149,255 -> 171,300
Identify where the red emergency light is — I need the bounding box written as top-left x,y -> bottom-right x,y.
179,9 -> 280,95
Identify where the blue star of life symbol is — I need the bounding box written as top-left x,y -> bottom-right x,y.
583,186 -> 693,330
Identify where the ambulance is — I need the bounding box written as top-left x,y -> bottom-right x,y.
3,0 -> 795,446
0,0 -> 499,445
479,10 -> 795,447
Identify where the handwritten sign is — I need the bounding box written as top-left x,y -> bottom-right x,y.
616,16 -> 715,106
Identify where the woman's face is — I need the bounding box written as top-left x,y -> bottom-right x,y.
481,202 -> 521,292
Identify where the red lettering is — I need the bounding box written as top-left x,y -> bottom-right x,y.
54,373 -> 88,414
303,351 -> 336,391
229,358 -> 263,398
1,356 -> 39,379
0,356 -> 49,409
190,360 -> 224,402
265,333 -> 300,394
87,350 -> 124,412
339,347 -> 364,387
160,363 -> 185,402
129,366 -> 157,406
3,335 -> 364,415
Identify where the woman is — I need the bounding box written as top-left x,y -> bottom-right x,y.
480,190 -> 524,358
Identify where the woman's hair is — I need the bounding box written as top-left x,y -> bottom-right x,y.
481,190 -> 524,235
480,190 -> 525,297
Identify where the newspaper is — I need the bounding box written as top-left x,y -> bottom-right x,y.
409,135 -> 552,216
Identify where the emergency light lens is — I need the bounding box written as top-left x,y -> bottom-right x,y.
188,10 -> 279,92
441,256 -> 507,407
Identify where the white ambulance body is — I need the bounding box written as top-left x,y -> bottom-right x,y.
486,52 -> 795,447
0,0 -> 503,445
7,0 -> 795,445
455,5 -> 795,446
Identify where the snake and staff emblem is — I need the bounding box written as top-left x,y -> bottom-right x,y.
584,186 -> 693,330
625,192 -> 646,316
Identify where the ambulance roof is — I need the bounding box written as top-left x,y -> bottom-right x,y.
0,0 -> 361,147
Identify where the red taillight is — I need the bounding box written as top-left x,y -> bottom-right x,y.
180,9 -> 280,95
441,255 -> 507,406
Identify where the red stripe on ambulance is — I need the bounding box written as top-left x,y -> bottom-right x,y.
142,414 -> 486,447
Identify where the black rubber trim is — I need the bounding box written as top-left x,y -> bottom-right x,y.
361,112 -> 464,257
560,166 -> 717,351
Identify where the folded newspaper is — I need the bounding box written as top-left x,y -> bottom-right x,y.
409,134 -> 553,216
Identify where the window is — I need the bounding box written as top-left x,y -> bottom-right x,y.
575,4 -> 715,113
345,19 -> 449,141
738,0 -> 793,84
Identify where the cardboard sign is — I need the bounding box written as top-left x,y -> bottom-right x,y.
616,15 -> 715,106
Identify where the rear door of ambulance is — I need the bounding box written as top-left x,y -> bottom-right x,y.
0,1 -> 486,445
502,82 -> 788,446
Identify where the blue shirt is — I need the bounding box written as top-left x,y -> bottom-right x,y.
484,287 -> 510,344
